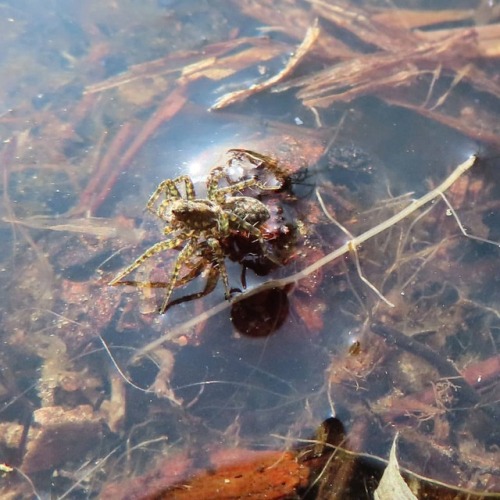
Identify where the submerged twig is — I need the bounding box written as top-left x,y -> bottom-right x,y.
264,155 -> 476,288
370,322 -> 479,407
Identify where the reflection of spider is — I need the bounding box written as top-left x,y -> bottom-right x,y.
109,150 -> 285,313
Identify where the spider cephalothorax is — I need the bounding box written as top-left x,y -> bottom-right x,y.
109,149 -> 286,313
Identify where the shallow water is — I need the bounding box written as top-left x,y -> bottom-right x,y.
0,1 -> 499,498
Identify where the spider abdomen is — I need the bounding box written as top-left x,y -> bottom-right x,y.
224,196 -> 270,226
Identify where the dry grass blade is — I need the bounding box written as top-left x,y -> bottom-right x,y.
417,23 -> 500,59
294,30 -> 479,107
211,19 -> 320,110
371,8 -> 474,30
270,2 -> 500,145
2,215 -> 145,242
307,0 -> 417,52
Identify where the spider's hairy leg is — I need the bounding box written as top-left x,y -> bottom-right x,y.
227,213 -> 281,265
159,238 -> 198,314
216,209 -> 230,234
206,237 -> 230,299
174,255 -> 207,288
146,178 -> 182,215
217,177 -> 282,204
228,149 -> 279,171
146,175 -> 196,216
109,237 -> 184,285
176,175 -> 196,200
208,167 -> 281,205
227,149 -> 286,188
227,212 -> 265,241
206,166 -> 226,200
162,264 -> 221,313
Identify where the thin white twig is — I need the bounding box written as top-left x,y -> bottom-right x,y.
439,192 -> 500,247
316,187 -> 394,306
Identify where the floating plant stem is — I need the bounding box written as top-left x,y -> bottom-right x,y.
316,187 -> 395,307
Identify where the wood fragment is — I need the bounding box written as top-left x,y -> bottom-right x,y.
211,20 -> 320,110
371,8 -> 473,30
416,23 -> 500,58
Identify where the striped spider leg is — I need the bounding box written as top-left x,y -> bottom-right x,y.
146,175 -> 196,220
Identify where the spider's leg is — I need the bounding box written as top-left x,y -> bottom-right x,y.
227,149 -> 286,189
226,213 -> 264,241
159,238 -> 197,314
167,242 -> 217,288
147,179 -> 181,215
175,175 -> 196,201
214,177 -> 257,198
147,176 -> 197,216
175,256 -> 206,287
111,252 -> 206,290
208,162 -> 264,191
216,210 -> 230,235
109,237 -> 184,285
227,213 -> 281,265
161,264 -> 220,313
206,166 -> 226,201
206,237 -> 230,300
215,177 -> 281,202
228,149 -> 279,170
208,166 -> 281,205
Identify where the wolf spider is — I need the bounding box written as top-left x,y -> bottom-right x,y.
109,149 -> 285,313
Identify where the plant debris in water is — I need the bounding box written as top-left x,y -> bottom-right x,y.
0,1 -> 500,499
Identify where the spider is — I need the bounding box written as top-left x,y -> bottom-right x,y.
109,149 -> 285,314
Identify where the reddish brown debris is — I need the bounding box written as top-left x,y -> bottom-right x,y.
101,452 -> 193,500
101,449 -> 309,500
21,405 -> 103,473
374,354 -> 500,423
